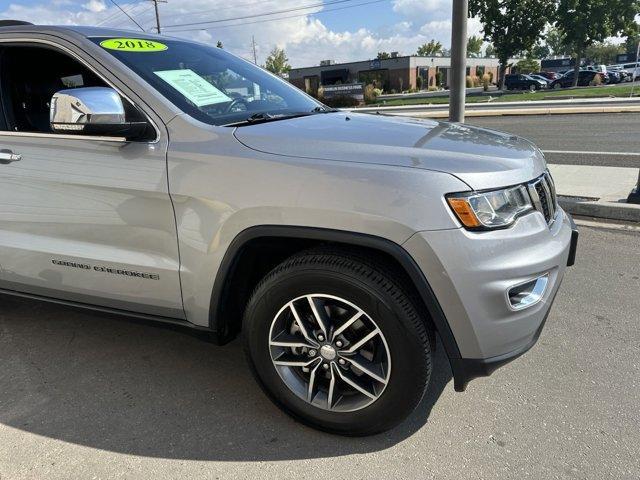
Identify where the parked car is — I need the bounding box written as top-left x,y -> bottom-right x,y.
0,21 -> 578,435
618,63 -> 640,81
585,64 -> 607,74
549,70 -> 605,88
537,71 -> 559,81
504,74 -> 547,91
529,74 -> 551,85
608,66 -> 631,82
606,70 -> 623,84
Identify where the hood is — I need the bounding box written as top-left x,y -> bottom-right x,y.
234,112 -> 547,190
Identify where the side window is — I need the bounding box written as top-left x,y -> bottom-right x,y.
0,45 -> 108,133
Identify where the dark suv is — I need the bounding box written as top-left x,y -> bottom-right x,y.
550,70 -> 606,89
504,74 -> 547,91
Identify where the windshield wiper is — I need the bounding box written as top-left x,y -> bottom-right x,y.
225,110 -> 320,127
312,106 -> 338,113
224,106 -> 338,127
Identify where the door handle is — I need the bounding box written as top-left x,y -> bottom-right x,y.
0,149 -> 21,164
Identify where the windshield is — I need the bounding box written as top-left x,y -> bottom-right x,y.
92,37 -> 323,126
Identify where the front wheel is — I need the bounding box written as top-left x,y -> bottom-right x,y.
554,83 -> 562,90
243,249 -> 433,435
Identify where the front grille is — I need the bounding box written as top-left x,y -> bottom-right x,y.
528,172 -> 558,225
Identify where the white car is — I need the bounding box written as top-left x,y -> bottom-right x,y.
617,63 -> 640,81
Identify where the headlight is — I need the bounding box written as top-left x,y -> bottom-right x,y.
446,185 -> 533,230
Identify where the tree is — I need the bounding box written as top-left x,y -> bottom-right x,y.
216,41 -> 224,49
625,32 -> 640,54
555,0 -> 640,86
264,47 -> 291,76
585,42 -> 625,65
417,39 -> 443,56
626,34 -> 640,53
467,35 -> 483,57
516,57 -> 541,73
532,42 -> 551,59
377,51 -> 391,59
470,0 -> 554,89
546,27 -> 569,56
484,43 -> 495,57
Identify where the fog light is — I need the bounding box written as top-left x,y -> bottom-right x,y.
507,275 -> 548,310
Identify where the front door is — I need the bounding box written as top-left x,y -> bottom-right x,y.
0,42 -> 183,318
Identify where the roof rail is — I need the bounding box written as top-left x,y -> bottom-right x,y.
0,20 -> 34,27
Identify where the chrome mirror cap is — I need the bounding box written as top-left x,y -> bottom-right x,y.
50,87 -> 147,139
50,87 -> 125,131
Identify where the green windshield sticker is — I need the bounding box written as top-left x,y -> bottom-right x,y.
100,38 -> 168,52
154,69 -> 232,107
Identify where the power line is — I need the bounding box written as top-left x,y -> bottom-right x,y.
163,0 -> 358,30
167,0 -> 283,20
135,4 -> 157,21
96,1 -> 144,26
99,4 -> 155,28
167,0 -> 389,33
105,0 -> 147,31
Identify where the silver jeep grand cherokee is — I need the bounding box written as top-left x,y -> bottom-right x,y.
0,22 -> 578,435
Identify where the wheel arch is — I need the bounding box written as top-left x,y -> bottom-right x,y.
208,225 -> 463,363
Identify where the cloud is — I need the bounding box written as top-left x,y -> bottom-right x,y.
82,0 -> 106,13
392,0 -> 450,17
0,0 -> 483,67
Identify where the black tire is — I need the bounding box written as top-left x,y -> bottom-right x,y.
243,248 -> 433,436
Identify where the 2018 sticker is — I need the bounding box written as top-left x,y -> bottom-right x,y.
100,38 -> 168,52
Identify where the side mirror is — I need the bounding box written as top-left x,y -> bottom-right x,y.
50,87 -> 148,139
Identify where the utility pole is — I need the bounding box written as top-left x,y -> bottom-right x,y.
251,35 -> 258,64
150,0 -> 166,34
449,0 -> 468,123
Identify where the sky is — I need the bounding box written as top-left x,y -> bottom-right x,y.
0,0 -> 485,66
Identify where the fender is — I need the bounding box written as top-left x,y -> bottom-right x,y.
208,225 -> 463,363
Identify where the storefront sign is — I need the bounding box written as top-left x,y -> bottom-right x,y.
322,83 -> 364,100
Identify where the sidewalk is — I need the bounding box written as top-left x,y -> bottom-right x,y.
548,164 -> 640,222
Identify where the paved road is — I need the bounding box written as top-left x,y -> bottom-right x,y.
467,113 -> 640,168
0,224 -> 639,480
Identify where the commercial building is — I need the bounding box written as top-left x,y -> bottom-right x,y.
288,55 -> 510,94
541,57 -> 577,73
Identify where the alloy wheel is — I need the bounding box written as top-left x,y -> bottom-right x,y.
268,294 -> 391,412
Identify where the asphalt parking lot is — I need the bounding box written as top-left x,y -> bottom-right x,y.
1,223 -> 639,480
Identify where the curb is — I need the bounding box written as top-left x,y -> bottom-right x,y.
386,105 -> 640,118
558,196 -> 640,223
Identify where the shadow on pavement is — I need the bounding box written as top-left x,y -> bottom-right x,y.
0,295 -> 452,461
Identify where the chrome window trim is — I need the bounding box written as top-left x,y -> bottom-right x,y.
0,130 -> 126,142
0,37 -> 161,144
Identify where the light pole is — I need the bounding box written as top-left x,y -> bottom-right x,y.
449,0 -> 468,123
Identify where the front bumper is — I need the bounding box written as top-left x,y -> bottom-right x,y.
404,209 -> 578,390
